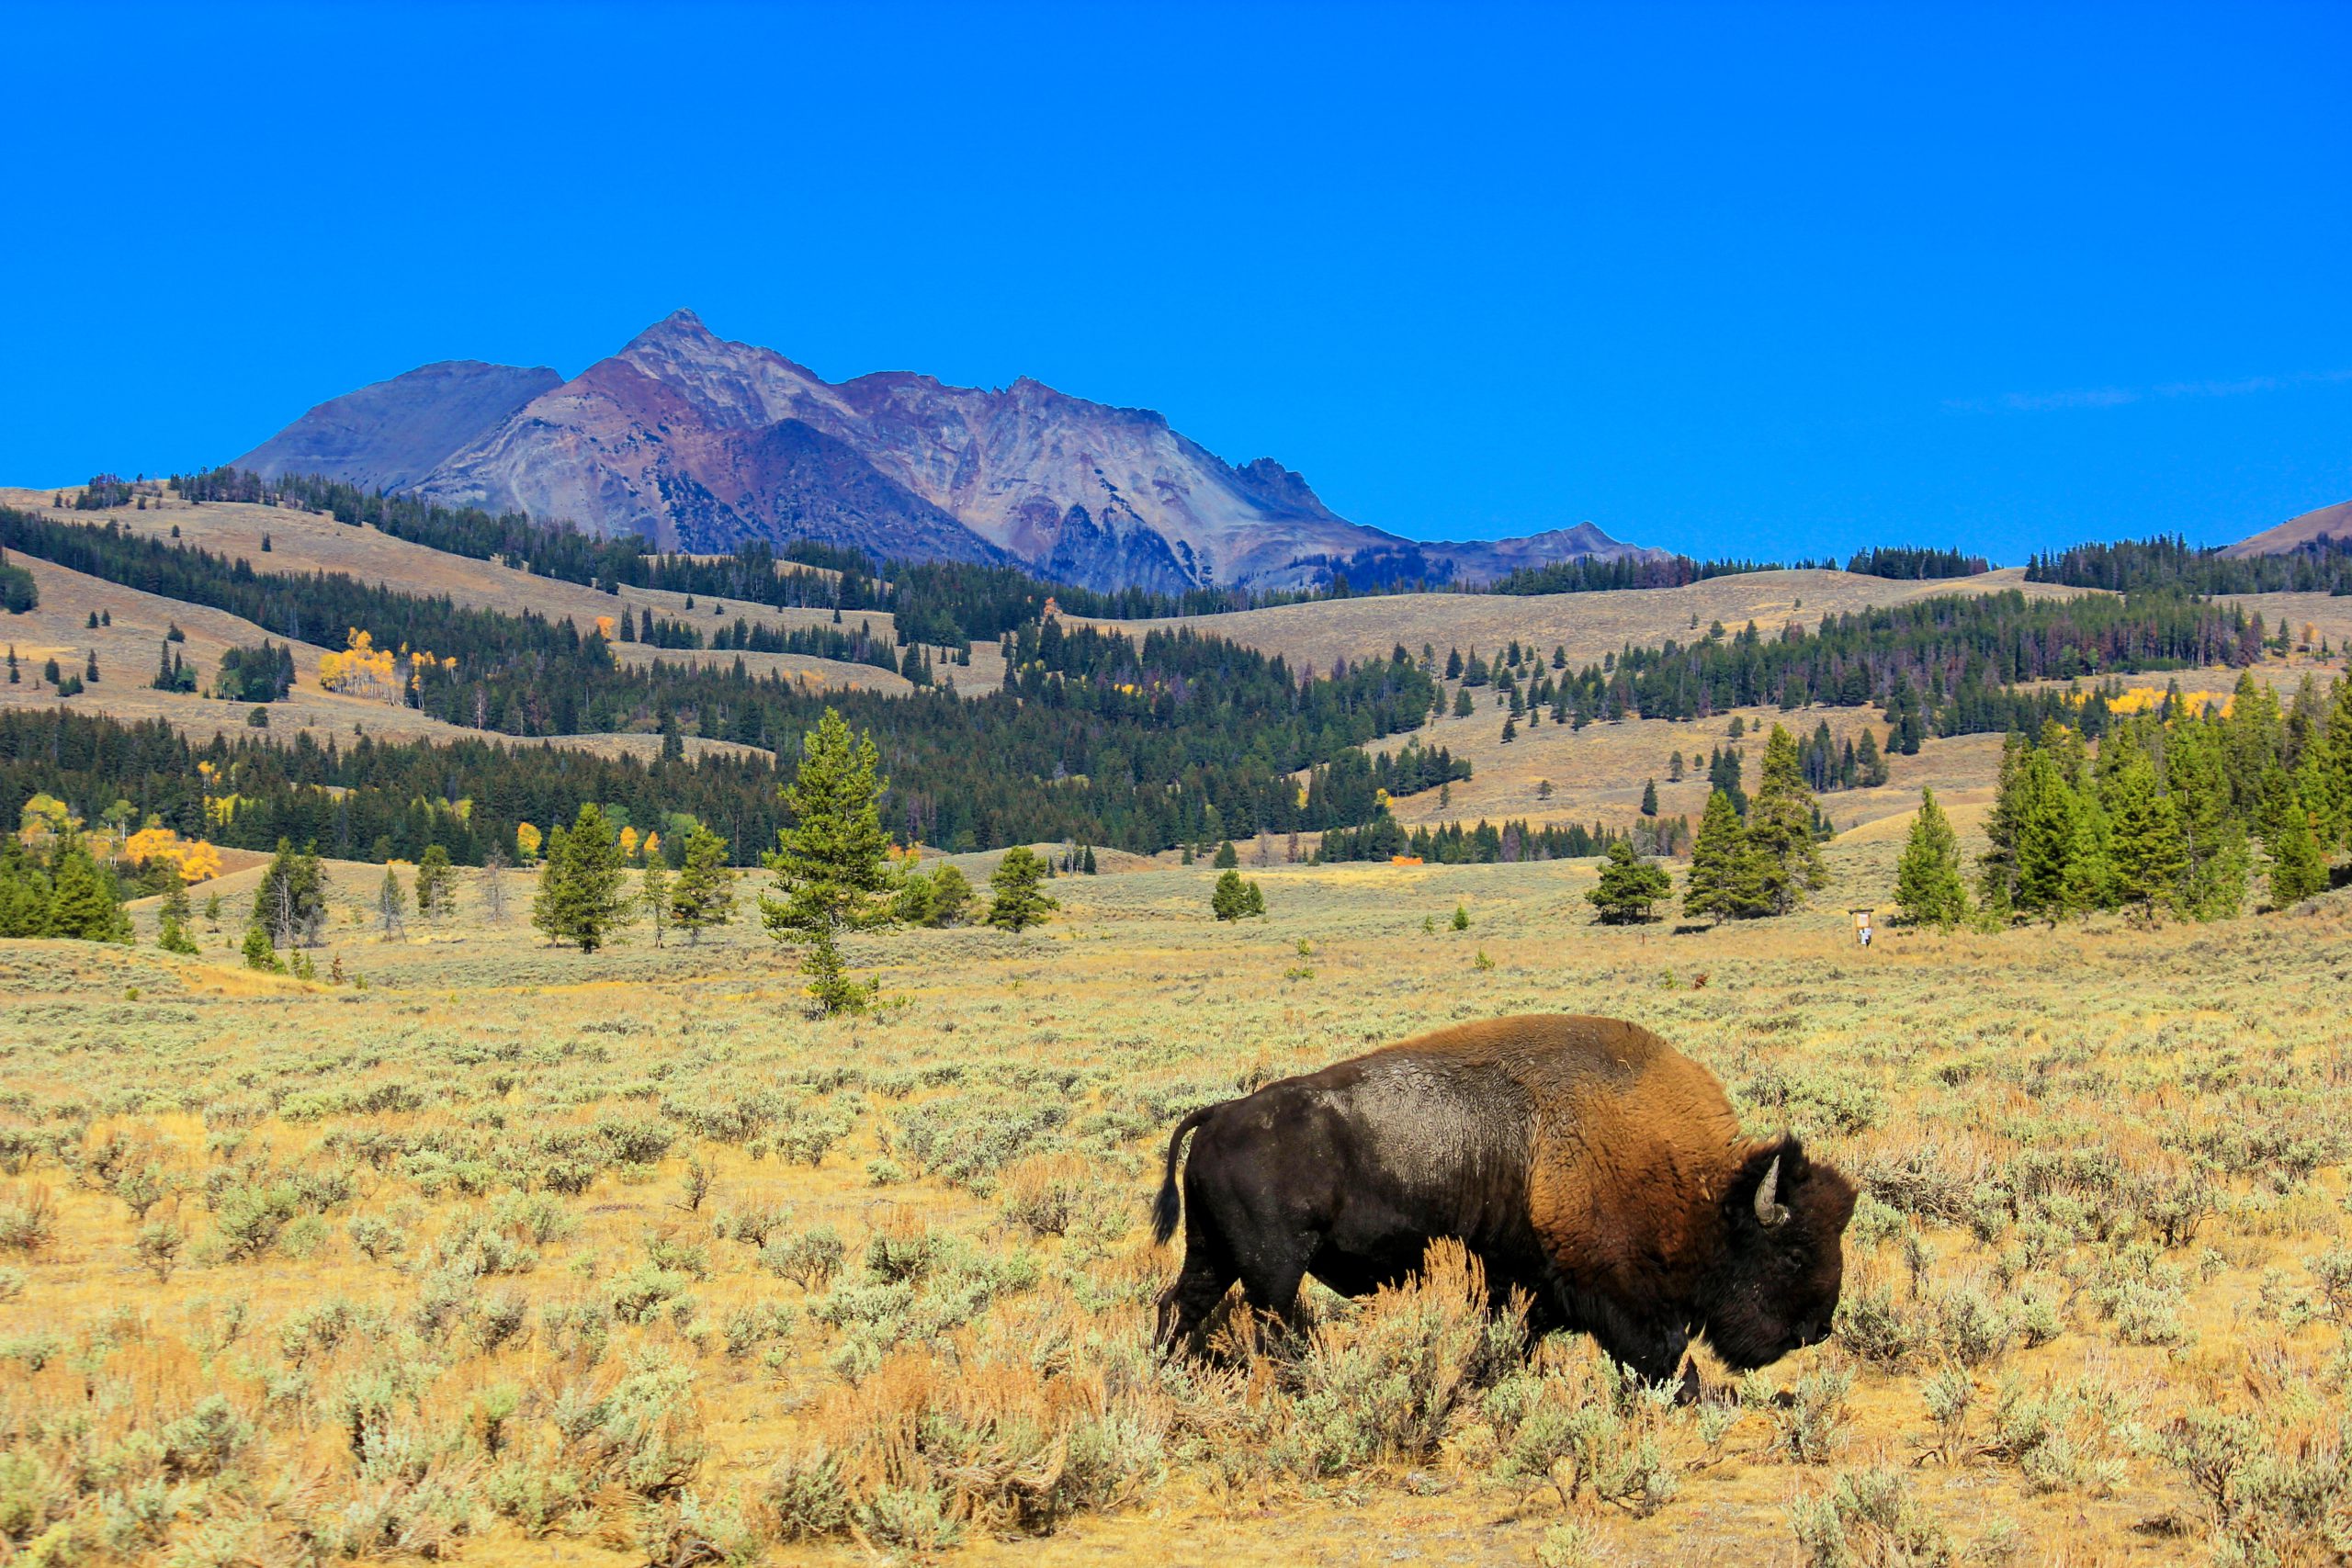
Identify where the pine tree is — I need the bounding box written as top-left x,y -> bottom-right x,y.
986,846 -> 1057,932
376,865 -> 408,939
533,804 -> 631,953
242,921 -> 282,971
640,860 -> 671,948
413,843 -> 456,922
2265,799 -> 2329,908
0,840 -> 53,937
1741,725 -> 1827,915
1683,790 -> 1746,922
2057,799 -> 2114,918
1212,840 -> 1238,869
1894,788 -> 1968,928
253,840 -> 326,949
670,825 -> 738,943
48,840 -> 130,942
927,863 -> 974,926
1639,778 -> 1658,817
761,709 -> 896,1011
2166,718 -> 2248,919
2011,750 -> 2079,919
1588,838 -> 1672,924
1855,727 -> 1889,786
155,875 -> 197,953
1211,868 -> 1265,920
2106,757 -> 2187,924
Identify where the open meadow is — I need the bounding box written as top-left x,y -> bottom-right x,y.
1,842 -> 2347,1565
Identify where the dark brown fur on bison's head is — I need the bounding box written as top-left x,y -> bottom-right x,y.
1699,1136 -> 1857,1371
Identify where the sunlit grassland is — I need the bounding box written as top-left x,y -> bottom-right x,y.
1,843 -> 2347,1564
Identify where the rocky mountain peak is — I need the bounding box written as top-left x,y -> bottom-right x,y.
234,312 -> 1661,591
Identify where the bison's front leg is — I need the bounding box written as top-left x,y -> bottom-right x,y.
1560,1284 -> 1692,1391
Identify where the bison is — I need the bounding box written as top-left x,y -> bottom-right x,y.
1152,1014 -> 1855,1386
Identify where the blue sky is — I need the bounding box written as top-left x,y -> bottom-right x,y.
6,1 -> 2347,563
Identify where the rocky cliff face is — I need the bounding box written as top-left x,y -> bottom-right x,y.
235,310 -> 1658,591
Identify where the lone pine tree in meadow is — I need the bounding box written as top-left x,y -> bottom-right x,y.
376,865 -> 408,940
1211,867 -> 1266,920
762,709 -> 896,1013
413,844 -> 456,923
669,824 -> 738,943
986,846 -> 1058,932
1894,787 -> 1969,928
1587,837 -> 1672,924
533,803 -> 631,953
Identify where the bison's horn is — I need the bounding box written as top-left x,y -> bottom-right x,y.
1755,1156 -> 1791,1227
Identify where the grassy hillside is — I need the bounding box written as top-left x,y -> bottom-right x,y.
4,845 -> 2347,1563
0,485 -> 944,695
0,548 -> 769,765
1069,566 -> 2087,673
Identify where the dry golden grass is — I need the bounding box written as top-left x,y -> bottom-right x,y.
0,549 -> 771,764
6,841 -> 2348,1565
1071,567 -> 2088,677
0,485 -> 939,696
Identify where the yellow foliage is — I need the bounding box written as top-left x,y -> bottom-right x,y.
640,830 -> 660,863
619,826 -> 639,861
17,793 -> 76,846
595,615 -> 616,641
119,828 -> 224,885
318,627 -> 446,704
515,822 -> 542,862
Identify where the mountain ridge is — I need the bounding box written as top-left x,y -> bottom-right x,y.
232,310 -> 1660,592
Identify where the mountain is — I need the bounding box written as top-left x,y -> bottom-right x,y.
234,310 -> 1659,592
2222,498 -> 2352,558
232,361 -> 564,496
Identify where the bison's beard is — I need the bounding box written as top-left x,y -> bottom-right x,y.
1703,1288 -> 1833,1371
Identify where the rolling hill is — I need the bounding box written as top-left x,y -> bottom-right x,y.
2223,496 -> 2352,558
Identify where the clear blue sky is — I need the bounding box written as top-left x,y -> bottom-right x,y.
6,2 -> 2348,564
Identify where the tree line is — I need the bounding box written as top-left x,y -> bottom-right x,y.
2026,533 -> 2352,597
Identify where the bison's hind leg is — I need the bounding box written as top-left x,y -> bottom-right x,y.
1156,1236 -> 1239,1357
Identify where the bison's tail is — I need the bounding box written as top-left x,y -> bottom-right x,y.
1152,1105 -> 1216,1246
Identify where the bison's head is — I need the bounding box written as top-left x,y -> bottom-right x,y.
1701,1135 -> 1857,1371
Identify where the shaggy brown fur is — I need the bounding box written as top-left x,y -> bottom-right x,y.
1153,1014 -> 1856,1382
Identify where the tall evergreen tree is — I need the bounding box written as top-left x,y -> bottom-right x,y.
1894,788 -> 1969,928
2167,717 -> 2249,919
761,709 -> 895,1013
2106,757 -> 2187,924
1683,789 -> 1745,922
2265,799 -> 2329,908
0,839 -> 53,937
413,843 -> 457,922
532,803 -> 630,953
669,824 -> 738,943
376,864 -> 408,939
1740,725 -> 1828,915
2010,750 -> 2079,919
48,840 -> 130,942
